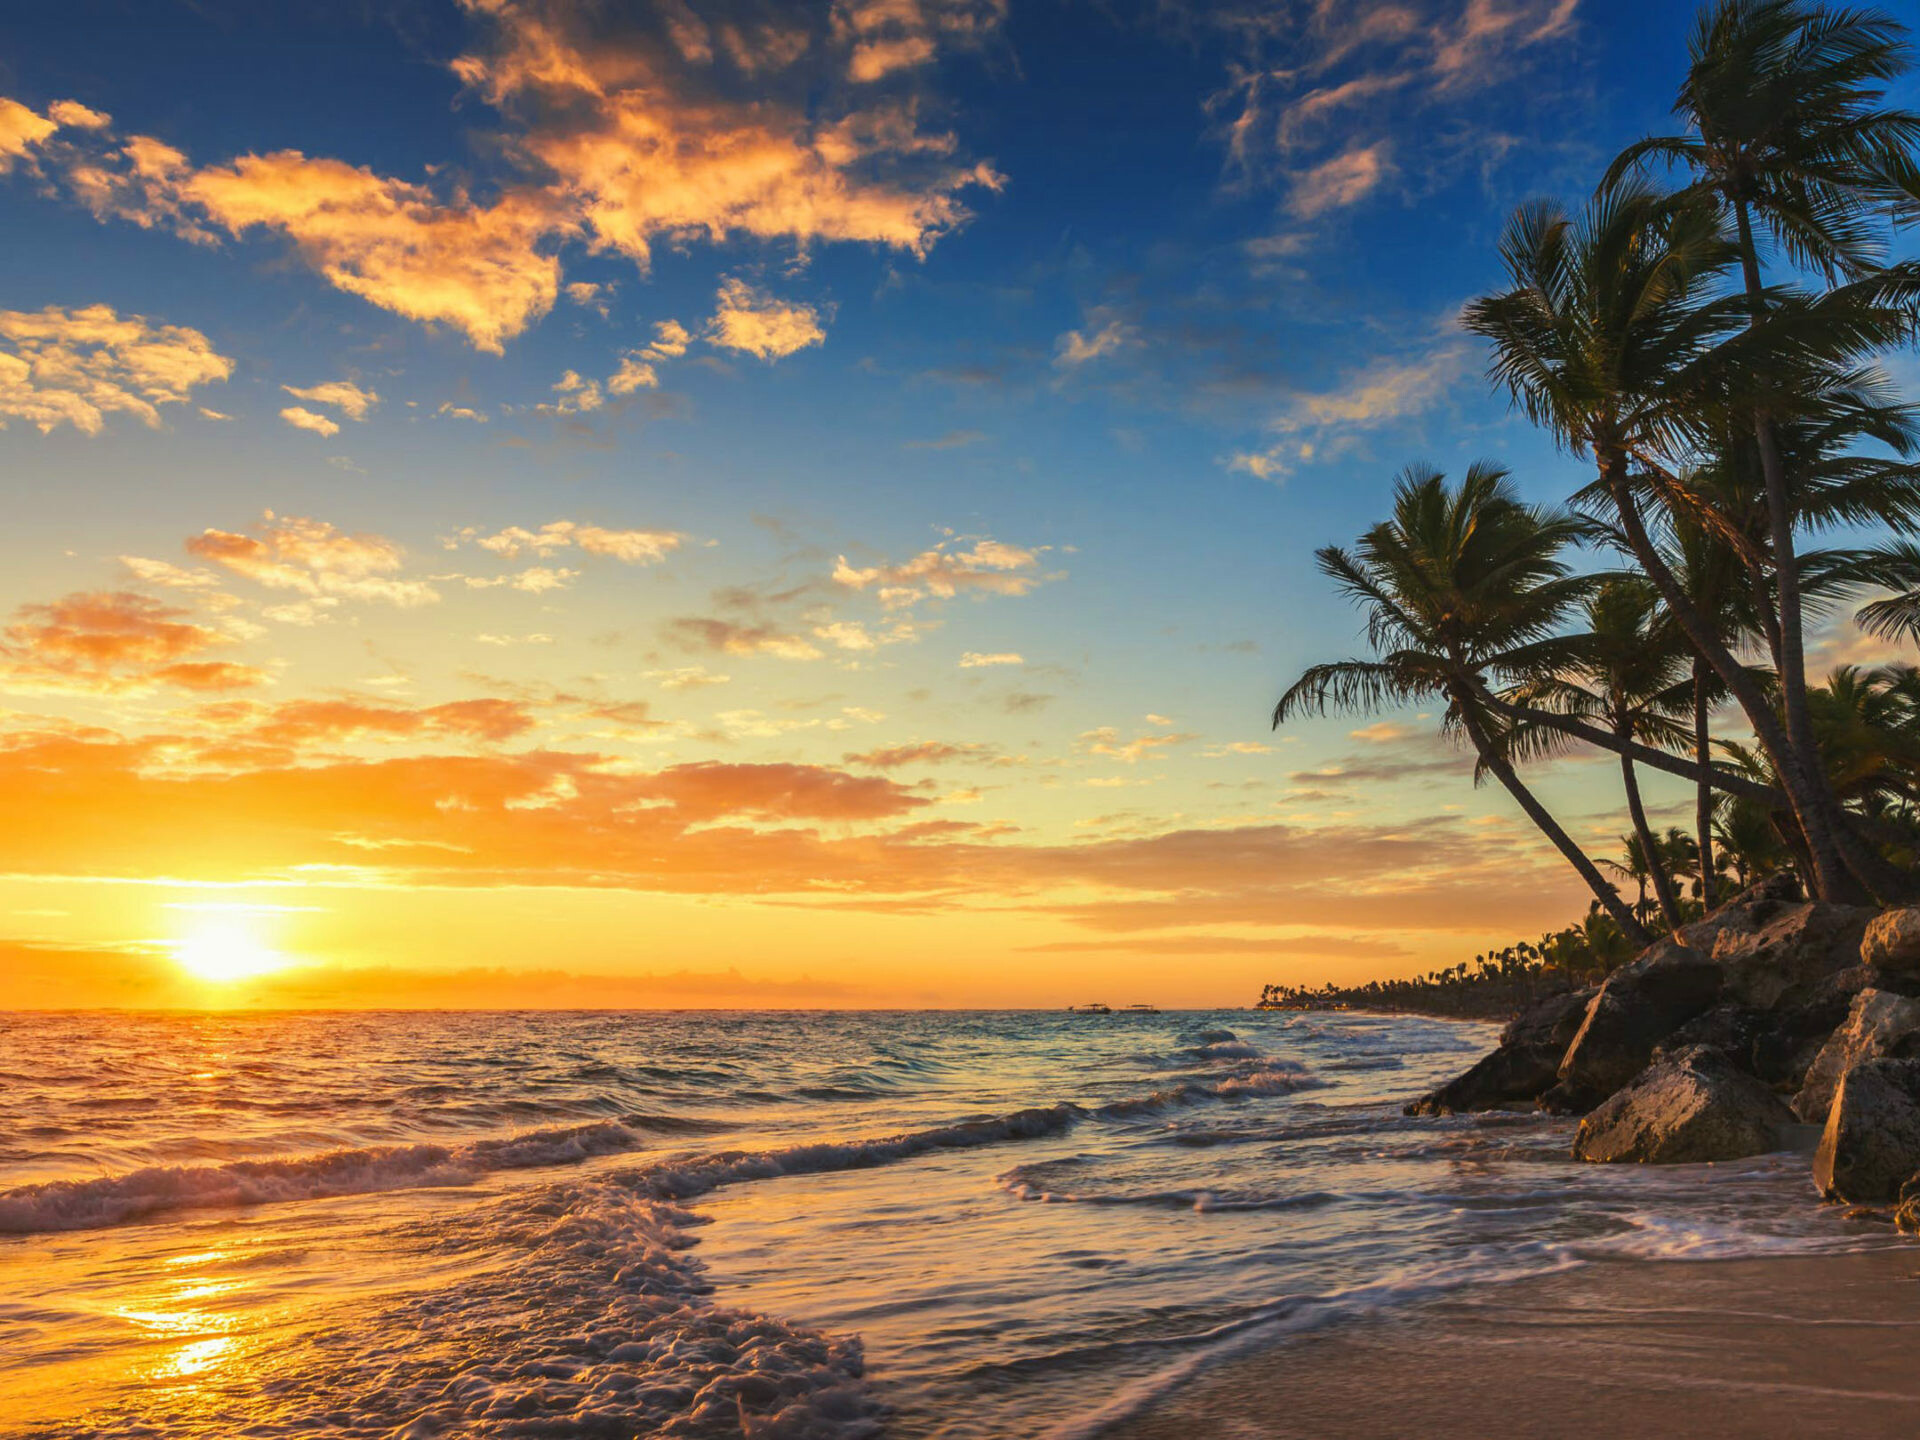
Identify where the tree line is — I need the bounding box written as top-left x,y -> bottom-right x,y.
1276,0 -> 1920,958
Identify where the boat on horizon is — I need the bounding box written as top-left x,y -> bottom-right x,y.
1066,1003 -> 1111,1014
1121,1003 -> 1159,1013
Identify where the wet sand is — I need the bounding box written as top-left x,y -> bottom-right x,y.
1104,1248 -> 1920,1440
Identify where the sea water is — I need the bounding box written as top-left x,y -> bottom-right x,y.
0,1009 -> 1878,1438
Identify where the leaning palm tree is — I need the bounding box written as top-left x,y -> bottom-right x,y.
1605,0 -> 1920,895
1515,577 -> 1697,930
1275,463 -> 1647,943
1462,182 -> 1916,901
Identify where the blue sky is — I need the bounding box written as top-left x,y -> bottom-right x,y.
0,0 -> 1909,1007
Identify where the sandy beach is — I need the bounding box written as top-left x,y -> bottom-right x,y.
1108,1247 -> 1920,1440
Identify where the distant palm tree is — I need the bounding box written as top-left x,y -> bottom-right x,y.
1275,463 -> 1648,944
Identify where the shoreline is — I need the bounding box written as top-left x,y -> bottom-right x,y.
1096,1245 -> 1920,1440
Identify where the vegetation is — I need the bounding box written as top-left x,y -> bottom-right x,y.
1275,0 -> 1920,976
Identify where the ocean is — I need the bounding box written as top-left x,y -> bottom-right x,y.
0,1009 -> 1878,1438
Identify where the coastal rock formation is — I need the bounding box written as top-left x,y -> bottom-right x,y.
1701,900 -> 1875,1009
1655,1004 -> 1765,1068
1812,1057 -> 1920,1203
1861,908 -> 1920,972
1675,873 -> 1802,955
1402,989 -> 1593,1116
1573,1045 -> 1793,1164
1551,941 -> 1721,1111
1792,990 -> 1920,1123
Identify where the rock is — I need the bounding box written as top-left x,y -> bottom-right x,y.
1573,1045 -> 1795,1164
1750,965 -> 1918,1090
1677,872 -> 1801,955
1812,1057 -> 1920,1203
1792,990 -> 1920,1123
1655,1004 -> 1766,1070
1862,908 -> 1920,972
1705,901 -> 1875,1009
1403,988 -> 1593,1116
1554,941 -> 1722,1111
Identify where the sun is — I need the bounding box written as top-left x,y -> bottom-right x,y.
173,921 -> 289,984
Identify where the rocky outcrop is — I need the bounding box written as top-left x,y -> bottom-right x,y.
1702,901 -> 1875,1009
1573,1045 -> 1794,1164
1750,966 -> 1918,1090
1403,988 -> 1593,1116
1812,1057 -> 1920,1203
1861,908 -> 1920,972
1792,990 -> 1920,1123
1551,941 -> 1721,1111
1655,1004 -> 1765,1068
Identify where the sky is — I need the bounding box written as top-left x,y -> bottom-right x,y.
1,0 -> 1912,1010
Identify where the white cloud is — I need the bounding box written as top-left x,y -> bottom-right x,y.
959,651 -> 1023,667
1229,335 -> 1471,481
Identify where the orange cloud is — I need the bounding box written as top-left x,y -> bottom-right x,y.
833,536 -> 1053,608
0,2 -> 1001,352
846,740 -> 994,768
706,277 -> 826,359
187,152 -> 565,353
0,718 -> 1587,946
0,591 -> 262,695
834,0 -> 1005,83
452,519 -> 684,564
244,698 -> 539,747
187,513 -> 437,607
664,616 -> 824,661
0,304 -> 233,434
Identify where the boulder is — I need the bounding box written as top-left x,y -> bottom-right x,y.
1677,872 -> 1802,955
1553,941 -> 1722,1111
1403,989 -> 1593,1116
1750,965 -> 1920,1090
1705,901 -> 1876,1009
1862,908 -> 1920,972
1792,989 -> 1920,1123
1812,1057 -> 1920,1203
1573,1045 -> 1794,1164
1655,1004 -> 1766,1070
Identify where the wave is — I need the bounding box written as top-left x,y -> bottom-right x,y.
0,1116 -> 668,1234
0,1051 -> 1324,1235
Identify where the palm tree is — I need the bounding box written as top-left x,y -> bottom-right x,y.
1515,577 -> 1697,930
1275,462 -> 1648,943
1457,185 -> 1859,880
1605,0 -> 1920,897
1462,182 -> 1920,901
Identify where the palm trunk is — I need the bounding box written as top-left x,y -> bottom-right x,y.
1464,674 -> 1784,803
1730,199 -> 1883,904
1620,731 -> 1683,932
1604,467 -> 1860,902
1694,658 -> 1718,910
1459,703 -> 1650,947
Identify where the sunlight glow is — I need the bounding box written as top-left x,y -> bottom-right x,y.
172,921 -> 289,984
